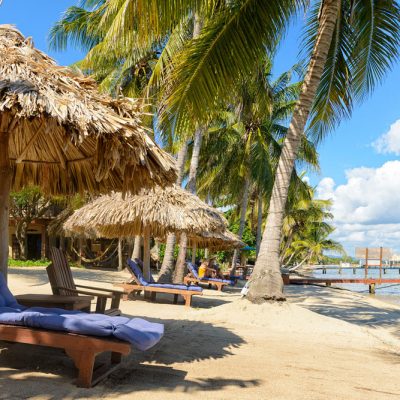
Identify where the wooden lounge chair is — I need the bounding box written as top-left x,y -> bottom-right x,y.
0,324 -> 130,388
184,262 -> 231,291
48,247 -> 123,316
118,259 -> 203,307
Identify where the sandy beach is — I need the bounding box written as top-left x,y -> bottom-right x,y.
1,267 -> 400,400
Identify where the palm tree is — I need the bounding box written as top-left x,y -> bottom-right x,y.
196,62 -> 318,272
53,1 -> 400,301
289,223 -> 345,267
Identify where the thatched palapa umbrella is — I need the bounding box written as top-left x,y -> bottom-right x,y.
64,185 -> 227,279
0,25 -> 177,277
188,230 -> 245,252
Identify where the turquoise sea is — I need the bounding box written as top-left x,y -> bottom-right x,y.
310,266 -> 400,306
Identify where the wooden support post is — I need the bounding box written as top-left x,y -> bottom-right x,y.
326,282 -> 331,287
192,243 -> 197,264
0,126 -> 11,281
369,283 -> 375,294
143,227 -> 151,282
117,238 -> 123,271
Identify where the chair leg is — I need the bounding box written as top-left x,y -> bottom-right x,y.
173,294 -> 179,304
151,292 -> 157,302
95,296 -> 107,313
66,349 -> 95,388
111,293 -> 121,309
184,295 -> 192,307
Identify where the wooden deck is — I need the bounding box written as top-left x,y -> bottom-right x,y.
289,277 -> 400,293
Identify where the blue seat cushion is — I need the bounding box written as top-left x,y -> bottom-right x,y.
147,283 -> 202,292
127,259 -> 149,286
0,273 -> 24,309
200,277 -> 232,284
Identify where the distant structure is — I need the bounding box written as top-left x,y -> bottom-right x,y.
355,247 -> 393,277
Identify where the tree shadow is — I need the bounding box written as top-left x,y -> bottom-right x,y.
0,317 -> 250,399
286,284 -> 400,340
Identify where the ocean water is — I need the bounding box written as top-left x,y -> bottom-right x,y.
310,266 -> 400,306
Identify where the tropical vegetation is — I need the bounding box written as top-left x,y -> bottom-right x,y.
39,0 -> 400,303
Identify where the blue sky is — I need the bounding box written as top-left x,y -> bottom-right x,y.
2,2 -> 400,254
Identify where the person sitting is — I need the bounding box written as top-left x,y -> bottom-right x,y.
208,257 -> 224,279
198,260 -> 217,278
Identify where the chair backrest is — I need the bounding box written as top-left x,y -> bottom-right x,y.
46,263 -> 60,295
133,258 -> 156,283
186,262 -> 200,279
49,247 -> 77,295
127,259 -> 148,286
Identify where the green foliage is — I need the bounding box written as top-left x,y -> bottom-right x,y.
8,258 -> 50,267
10,186 -> 43,208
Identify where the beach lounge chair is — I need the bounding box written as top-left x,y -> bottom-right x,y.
184,262 -> 232,291
0,273 -> 163,387
48,247 -> 123,316
118,259 -> 202,307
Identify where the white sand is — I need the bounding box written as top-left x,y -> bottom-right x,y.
1,267 -> 400,400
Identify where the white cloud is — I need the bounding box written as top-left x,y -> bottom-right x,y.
372,119 -> 400,155
316,161 -> 400,255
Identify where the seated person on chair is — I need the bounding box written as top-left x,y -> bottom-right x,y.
198,260 -> 217,279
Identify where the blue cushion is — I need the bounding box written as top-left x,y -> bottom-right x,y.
127,259 -> 148,286
186,262 -> 200,279
147,283 -> 202,292
0,273 -> 24,309
0,305 -> 164,351
0,273 -> 163,351
200,277 -> 231,284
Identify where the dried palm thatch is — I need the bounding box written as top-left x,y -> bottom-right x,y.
0,25 -> 177,194
64,186 -> 227,279
188,230 -> 245,251
64,185 -> 227,239
0,25 -> 177,278
47,208 -> 74,237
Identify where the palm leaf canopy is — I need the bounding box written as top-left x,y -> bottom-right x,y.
0,25 -> 176,194
64,185 -> 227,238
188,229 -> 245,250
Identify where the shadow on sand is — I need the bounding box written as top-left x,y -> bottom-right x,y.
286,284 -> 400,339
0,316 -> 254,399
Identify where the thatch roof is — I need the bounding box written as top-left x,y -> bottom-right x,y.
47,208 -> 74,237
188,230 -> 245,250
0,25 -> 176,194
64,185 -> 227,238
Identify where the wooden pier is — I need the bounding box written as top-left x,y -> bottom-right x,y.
289,277 -> 400,294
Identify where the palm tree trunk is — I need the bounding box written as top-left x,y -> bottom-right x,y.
173,233 -> 188,284
174,128 -> 203,281
142,227 -> 151,281
256,191 -> 263,256
132,235 -> 142,260
0,127 -> 10,280
247,0 -> 340,303
187,128 -> 203,194
158,141 -> 188,282
231,176 -> 250,273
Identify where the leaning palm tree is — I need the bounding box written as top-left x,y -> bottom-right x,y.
289,222 -> 345,267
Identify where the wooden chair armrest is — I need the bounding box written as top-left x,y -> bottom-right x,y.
55,286 -> 113,298
75,284 -> 124,295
